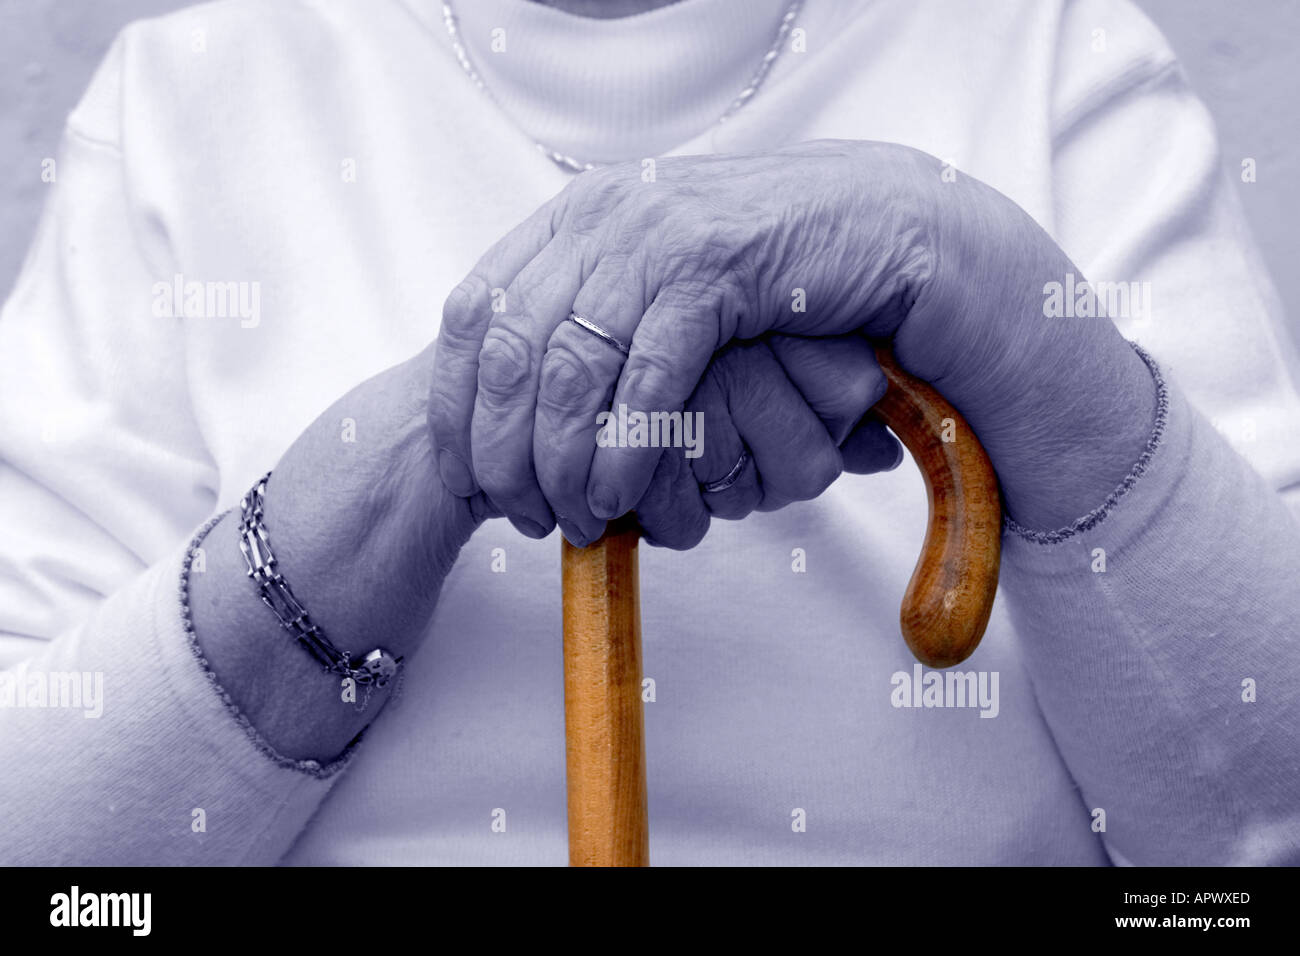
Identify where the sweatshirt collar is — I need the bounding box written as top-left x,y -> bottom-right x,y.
405,0 -> 796,163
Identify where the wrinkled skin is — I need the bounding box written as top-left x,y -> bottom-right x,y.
628,333 -> 901,549
188,139 -> 1156,760
430,139 -> 1154,543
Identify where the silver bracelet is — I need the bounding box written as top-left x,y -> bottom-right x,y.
238,471 -> 401,688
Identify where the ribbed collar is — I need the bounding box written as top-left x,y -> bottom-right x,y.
402,0 -> 796,163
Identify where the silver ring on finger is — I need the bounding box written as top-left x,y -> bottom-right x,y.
568,312 -> 630,355
701,448 -> 751,494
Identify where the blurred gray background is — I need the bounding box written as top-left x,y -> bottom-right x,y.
1,0 -> 1297,349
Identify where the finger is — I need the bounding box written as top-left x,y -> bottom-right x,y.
840,417 -> 905,474
535,255 -> 651,542
586,284 -> 722,519
471,236 -> 586,538
534,316 -> 630,547
767,334 -> 887,444
685,363 -> 762,520
707,341 -> 843,509
430,193 -> 564,498
634,447 -> 711,551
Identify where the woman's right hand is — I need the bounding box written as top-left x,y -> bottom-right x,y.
187,343 -> 492,761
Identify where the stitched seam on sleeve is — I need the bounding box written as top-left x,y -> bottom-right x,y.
1004,340 -> 1168,545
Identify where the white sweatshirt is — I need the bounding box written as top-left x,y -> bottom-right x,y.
1,0 -> 1298,866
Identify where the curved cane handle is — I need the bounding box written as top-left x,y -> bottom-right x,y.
560,349 -> 1002,865
868,346 -> 1002,668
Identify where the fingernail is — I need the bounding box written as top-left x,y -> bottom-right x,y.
438,451 -> 477,496
556,516 -> 590,548
511,516 -> 550,539
589,484 -> 620,519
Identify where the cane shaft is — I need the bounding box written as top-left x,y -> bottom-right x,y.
561,516 -> 649,866
557,348 -> 1001,864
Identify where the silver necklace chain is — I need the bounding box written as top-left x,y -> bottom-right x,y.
440,0 -> 805,172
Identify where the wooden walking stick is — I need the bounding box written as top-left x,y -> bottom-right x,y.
562,514 -> 648,867
867,345 -> 1002,668
560,347 -> 1002,865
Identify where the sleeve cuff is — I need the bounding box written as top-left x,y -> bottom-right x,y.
1003,339 -> 1176,549
3,527 -> 346,864
141,522 -> 349,863
174,513 -> 362,781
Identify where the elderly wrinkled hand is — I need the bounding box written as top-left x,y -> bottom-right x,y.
608,333 -> 904,549
430,139 -> 1155,541
440,325 -> 904,547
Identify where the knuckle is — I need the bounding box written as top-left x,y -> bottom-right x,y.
475,460 -> 534,507
728,372 -> 785,422
539,347 -> 599,410
811,376 -> 867,427
704,495 -> 753,521
569,167 -> 624,213
505,258 -> 572,319
837,364 -> 888,416
756,442 -> 840,502
441,274 -> 490,342
534,439 -> 589,500
644,508 -> 709,551
564,166 -> 631,228
477,327 -> 534,399
679,511 -> 710,549
756,492 -> 791,513
792,450 -> 843,500
622,347 -> 682,407
832,371 -> 871,415
629,184 -> 680,225
575,163 -> 626,197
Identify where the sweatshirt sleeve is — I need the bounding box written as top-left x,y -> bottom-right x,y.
1001,351 -> 1300,866
993,0 -> 1300,866
0,30 -> 342,865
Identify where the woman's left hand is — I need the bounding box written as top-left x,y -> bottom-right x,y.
429,139 -> 1157,537
614,332 -> 900,551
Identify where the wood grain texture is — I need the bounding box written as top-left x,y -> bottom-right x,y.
561,515 -> 649,866
868,346 -> 1002,667
559,349 -> 1001,864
